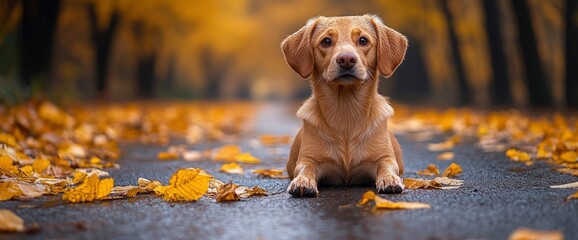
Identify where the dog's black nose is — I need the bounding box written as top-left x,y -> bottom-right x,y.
336,53 -> 357,69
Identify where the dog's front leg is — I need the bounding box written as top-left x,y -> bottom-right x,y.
288,157 -> 319,197
375,157 -> 404,194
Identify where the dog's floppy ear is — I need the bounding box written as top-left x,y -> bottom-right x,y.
281,18 -> 318,79
370,15 -> 408,78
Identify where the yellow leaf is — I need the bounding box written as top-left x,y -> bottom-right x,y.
97,178 -> 114,199
403,178 -> 442,189
216,182 -> 240,202
417,164 -> 440,176
157,152 -> 179,160
0,209 -> 25,232
20,166 -> 33,176
508,228 -> 563,240
138,178 -> 163,192
234,153 -> 260,164
0,155 -> 13,170
252,169 -> 286,178
89,156 -> 102,164
442,163 -> 462,177
220,163 -> 244,174
62,173 -> 113,203
0,133 -> 17,147
212,144 -> 241,161
437,152 -> 455,160
32,159 -> 51,173
560,151 -> 577,163
259,134 -> 291,146
57,144 -> 86,158
0,181 -> 21,200
154,168 -> 212,202
72,170 -> 88,184
506,149 -> 531,162
38,101 -> 75,128
357,191 -> 430,210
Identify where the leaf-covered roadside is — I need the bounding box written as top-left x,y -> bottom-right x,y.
391,107 -> 578,199
0,101 -> 264,202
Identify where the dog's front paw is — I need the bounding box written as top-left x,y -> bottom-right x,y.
376,175 -> 404,194
288,176 -> 318,197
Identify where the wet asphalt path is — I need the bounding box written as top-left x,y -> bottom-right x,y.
1,104 -> 577,240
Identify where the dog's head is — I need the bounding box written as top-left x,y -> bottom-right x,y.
281,15 -> 408,85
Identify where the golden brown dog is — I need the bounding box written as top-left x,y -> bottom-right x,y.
281,15 -> 407,197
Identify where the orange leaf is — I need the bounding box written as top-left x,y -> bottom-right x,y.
220,163 -> 244,174
417,164 -> 439,176
508,228 -> 563,240
442,163 -> 462,177
157,152 -> 179,160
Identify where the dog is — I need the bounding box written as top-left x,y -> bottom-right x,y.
281,15 -> 407,197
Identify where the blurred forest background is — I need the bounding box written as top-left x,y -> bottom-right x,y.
0,0 -> 577,108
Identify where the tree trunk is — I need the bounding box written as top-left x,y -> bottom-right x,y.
136,54 -> 157,98
441,0 -> 471,105
19,0 -> 61,87
566,0 -> 578,108
201,47 -> 234,99
510,0 -> 552,106
482,0 -> 512,106
391,40 -> 431,104
87,3 -> 121,99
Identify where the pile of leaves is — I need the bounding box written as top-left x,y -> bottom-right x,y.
0,101 -> 259,203
391,107 -> 578,200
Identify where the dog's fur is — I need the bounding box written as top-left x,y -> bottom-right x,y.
281,15 -> 408,197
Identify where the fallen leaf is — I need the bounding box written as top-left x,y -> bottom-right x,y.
560,151 -> 577,163
220,163 -> 244,174
234,153 -> 260,164
215,182 -> 240,202
154,168 -> 212,202
138,178 -> 163,192
236,186 -> 268,198
212,145 -> 241,161
0,180 -> 47,200
506,149 -> 531,162
0,133 -> 17,147
403,178 -> 441,189
432,177 -> 464,186
110,186 -> 140,197
252,169 -> 286,178
442,163 -> 462,177
259,134 -> 291,146
357,191 -> 430,210
508,228 -> 563,240
550,181 -> 578,189
32,159 -> 51,174
437,152 -> 455,160
157,152 -> 179,160
62,173 -> 114,203
417,164 -> 440,176
0,209 -> 25,232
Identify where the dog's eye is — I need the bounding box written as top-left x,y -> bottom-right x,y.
321,38 -> 332,47
359,37 -> 368,46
